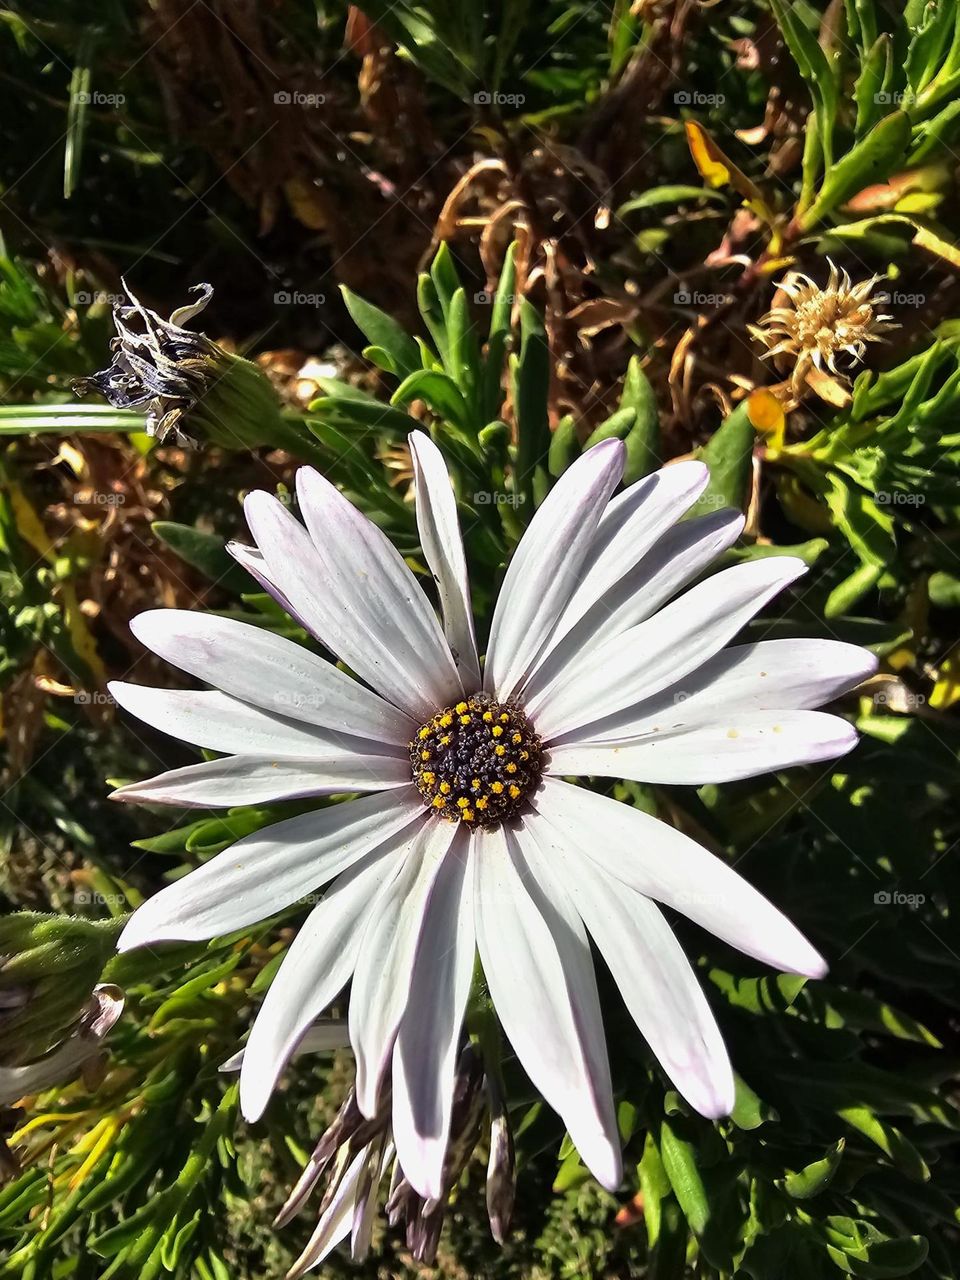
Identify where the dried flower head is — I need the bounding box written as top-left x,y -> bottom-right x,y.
750,260 -> 897,404
74,282 -> 286,450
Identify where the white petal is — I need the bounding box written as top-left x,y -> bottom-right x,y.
226,541 -> 311,633
521,510 -> 744,701
117,789 -> 422,950
219,1020 -> 349,1075
528,557 -> 806,741
295,466 -> 464,707
547,710 -> 858,784
130,610 -> 413,745
474,823 -> 622,1191
546,461 -> 709,646
287,1148 -> 367,1277
239,849 -> 406,1121
484,439 -> 625,701
532,778 -> 826,978
409,431 -> 481,690
243,486 -> 459,720
108,682 -> 400,761
111,753 -> 412,808
392,828 -> 475,1198
556,639 -> 877,746
541,831 -> 734,1118
349,818 -> 459,1118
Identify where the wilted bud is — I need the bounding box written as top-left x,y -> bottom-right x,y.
0,913 -> 119,1068
1,984 -> 124,1178
74,282 -> 287,451
486,1076 -> 516,1244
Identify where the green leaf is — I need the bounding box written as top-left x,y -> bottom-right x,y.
802,112 -> 912,229
618,356 -> 660,483
340,286 -> 421,380
782,1140 -> 845,1199
617,186 -> 726,214
512,300 -> 551,512
391,369 -> 471,430
690,401 -> 754,515
547,413 -> 580,477
151,522 -> 252,595
659,1119 -> 709,1235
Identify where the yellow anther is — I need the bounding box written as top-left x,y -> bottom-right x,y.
482,711 -> 494,722
460,714 -> 472,725
476,796 -> 488,810
422,771 -> 435,784
439,735 -> 450,746
440,781 -> 451,795
456,797 -> 469,809
491,781 -> 504,794
420,750 -> 431,761
500,712 -> 509,722
495,744 -> 506,756
439,713 -> 453,728
492,725 -> 503,737
511,732 -> 522,744
471,778 -> 482,791
462,808 -> 475,821
432,795 -> 446,808
418,726 -> 430,739
505,762 -> 517,774
455,701 -> 468,714
508,784 -> 521,799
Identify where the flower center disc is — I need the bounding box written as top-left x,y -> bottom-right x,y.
410,694 -> 542,828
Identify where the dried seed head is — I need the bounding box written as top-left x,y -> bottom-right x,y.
749,260 -> 898,400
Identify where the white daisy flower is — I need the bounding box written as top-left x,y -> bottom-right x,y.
111,430 -> 875,1201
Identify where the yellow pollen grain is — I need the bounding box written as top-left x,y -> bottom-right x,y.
439,713 -> 453,728
422,771 -> 435,784
495,744 -> 506,756
508,784 -> 521,799
462,808 -> 475,821
420,750 -> 431,761
460,714 -> 472,725
482,710 -> 494,722
455,701 -> 468,714
456,797 -> 469,809
492,725 -> 503,737
505,762 -> 517,774
499,712 -> 509,723
491,781 -> 504,794
471,778 -> 481,791
432,796 -> 446,808
418,727 -> 430,739
439,735 -> 450,746
511,732 -> 522,744
476,796 -> 488,810
440,781 -> 451,795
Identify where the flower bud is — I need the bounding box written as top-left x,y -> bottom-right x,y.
0,913 -> 119,1068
